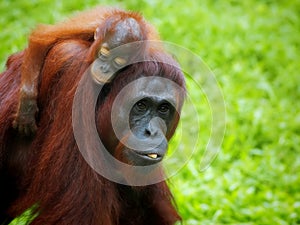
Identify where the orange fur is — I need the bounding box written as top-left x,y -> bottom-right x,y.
0,7 -> 184,225
14,7 -> 160,135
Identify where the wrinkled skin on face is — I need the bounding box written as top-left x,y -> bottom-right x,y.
100,76 -> 184,166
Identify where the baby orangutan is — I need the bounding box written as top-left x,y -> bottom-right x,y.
13,7 -> 157,135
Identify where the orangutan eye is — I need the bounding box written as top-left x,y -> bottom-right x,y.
158,103 -> 170,115
135,100 -> 148,112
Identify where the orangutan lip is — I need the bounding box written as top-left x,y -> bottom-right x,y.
131,150 -> 163,161
147,153 -> 158,159
141,153 -> 162,161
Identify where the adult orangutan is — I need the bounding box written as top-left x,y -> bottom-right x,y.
0,6 -> 186,225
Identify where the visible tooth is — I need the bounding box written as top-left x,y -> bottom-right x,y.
147,153 -> 158,159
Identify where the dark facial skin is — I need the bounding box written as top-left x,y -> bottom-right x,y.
91,18 -> 144,84
126,97 -> 175,166
101,77 -> 182,167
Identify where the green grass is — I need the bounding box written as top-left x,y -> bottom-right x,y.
1,0 -> 300,224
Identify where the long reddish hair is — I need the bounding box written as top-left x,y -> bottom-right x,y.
0,35 -> 185,224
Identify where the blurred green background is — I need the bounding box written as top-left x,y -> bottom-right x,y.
0,0 -> 299,224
